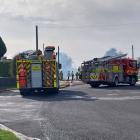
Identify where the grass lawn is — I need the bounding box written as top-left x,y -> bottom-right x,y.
0,129 -> 20,140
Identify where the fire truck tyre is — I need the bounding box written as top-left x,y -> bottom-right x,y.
20,89 -> 28,96
55,89 -> 59,94
113,77 -> 119,87
90,83 -> 100,88
130,77 -> 136,86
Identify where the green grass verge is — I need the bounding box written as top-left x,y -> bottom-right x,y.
0,129 -> 20,140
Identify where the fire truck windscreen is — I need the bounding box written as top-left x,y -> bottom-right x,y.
129,60 -> 137,68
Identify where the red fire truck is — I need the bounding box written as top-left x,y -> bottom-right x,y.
81,54 -> 139,87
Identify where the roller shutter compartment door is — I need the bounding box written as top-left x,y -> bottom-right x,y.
31,64 -> 42,88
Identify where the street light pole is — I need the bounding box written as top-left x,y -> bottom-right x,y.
132,45 -> 134,59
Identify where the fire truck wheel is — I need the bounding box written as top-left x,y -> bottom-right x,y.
113,77 -> 119,87
90,83 -> 100,88
130,77 -> 136,86
20,89 -> 28,96
20,92 -> 26,96
51,88 -> 59,94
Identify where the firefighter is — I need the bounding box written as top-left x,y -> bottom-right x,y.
79,72 -> 82,80
71,71 -> 74,81
67,71 -> 70,81
76,72 -> 79,80
59,70 -> 63,80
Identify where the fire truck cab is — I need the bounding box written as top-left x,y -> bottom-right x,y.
81,54 -> 139,87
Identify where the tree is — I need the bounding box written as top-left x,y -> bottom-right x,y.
0,37 -> 7,59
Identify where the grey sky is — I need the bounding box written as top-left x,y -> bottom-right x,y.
0,0 -> 140,67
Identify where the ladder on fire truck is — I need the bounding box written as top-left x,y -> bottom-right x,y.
82,54 -> 127,65
96,54 -> 127,63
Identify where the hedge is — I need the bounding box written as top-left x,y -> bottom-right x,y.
0,60 -> 13,77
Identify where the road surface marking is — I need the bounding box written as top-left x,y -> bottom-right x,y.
0,95 -> 21,98
98,96 -> 140,100
71,96 -> 84,99
90,97 -> 97,100
107,93 -> 119,96
10,90 -> 19,93
69,95 -> 140,101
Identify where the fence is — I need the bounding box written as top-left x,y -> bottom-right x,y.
0,77 -> 16,88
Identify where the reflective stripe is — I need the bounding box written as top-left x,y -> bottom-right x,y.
16,75 -> 19,80
17,60 -> 31,63
53,62 -> 57,87
16,61 -> 31,88
19,68 -> 26,88
43,61 -> 51,87
17,82 -> 19,88
54,80 -> 56,87
43,60 -> 57,88
90,75 -> 97,79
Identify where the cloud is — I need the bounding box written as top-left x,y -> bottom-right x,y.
104,48 -> 123,57
1,0 -> 140,27
1,0 -> 140,66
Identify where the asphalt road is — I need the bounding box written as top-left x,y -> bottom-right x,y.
0,84 -> 140,140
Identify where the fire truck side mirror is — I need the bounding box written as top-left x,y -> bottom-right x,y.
59,64 -> 62,69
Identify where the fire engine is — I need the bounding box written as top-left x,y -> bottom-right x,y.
16,46 -> 61,95
81,54 -> 139,87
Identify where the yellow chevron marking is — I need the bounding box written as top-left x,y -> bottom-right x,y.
43,60 -> 57,88
16,82 -> 19,89
17,60 -> 31,63
90,75 -> 98,79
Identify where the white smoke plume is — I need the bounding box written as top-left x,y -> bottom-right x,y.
104,48 -> 123,57
59,52 -> 76,79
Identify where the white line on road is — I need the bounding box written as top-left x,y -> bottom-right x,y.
10,90 -> 19,93
0,95 -> 21,98
107,93 -> 119,96
70,95 -> 140,101
71,96 -> 84,99
98,96 -> 140,100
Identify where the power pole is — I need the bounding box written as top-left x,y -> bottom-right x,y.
43,43 -> 45,52
132,45 -> 134,59
58,46 -> 60,66
36,25 -> 38,51
58,46 -> 60,88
